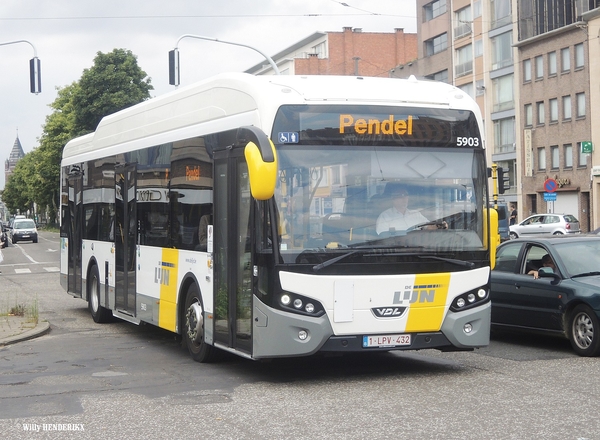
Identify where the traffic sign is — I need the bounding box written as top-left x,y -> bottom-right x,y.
544,192 -> 557,202
544,178 -> 557,193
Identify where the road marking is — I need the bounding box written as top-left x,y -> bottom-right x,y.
44,267 -> 60,272
15,268 -> 32,274
14,244 -> 39,263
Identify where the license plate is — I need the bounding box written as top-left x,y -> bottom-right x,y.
21,235 -> 30,238
362,334 -> 411,348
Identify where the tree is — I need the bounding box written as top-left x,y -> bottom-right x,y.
1,49 -> 153,223
71,48 -> 153,135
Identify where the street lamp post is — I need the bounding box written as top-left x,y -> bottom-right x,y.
0,39 -> 41,94
168,34 -> 280,86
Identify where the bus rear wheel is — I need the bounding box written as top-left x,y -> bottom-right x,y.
88,265 -> 111,323
183,284 -> 216,363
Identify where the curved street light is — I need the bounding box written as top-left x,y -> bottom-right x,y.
0,39 -> 41,94
168,34 -> 280,86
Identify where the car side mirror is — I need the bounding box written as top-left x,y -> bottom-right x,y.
538,267 -> 561,282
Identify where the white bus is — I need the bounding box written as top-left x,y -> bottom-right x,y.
60,73 -> 497,362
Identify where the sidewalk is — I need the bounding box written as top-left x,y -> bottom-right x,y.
0,314 -> 50,346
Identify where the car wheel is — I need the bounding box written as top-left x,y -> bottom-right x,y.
509,232 -> 518,240
568,304 -> 600,357
553,231 -> 564,235
33,237 -> 38,243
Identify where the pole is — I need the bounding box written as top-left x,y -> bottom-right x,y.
172,34 -> 281,80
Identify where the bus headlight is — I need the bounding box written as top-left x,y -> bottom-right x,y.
450,287 -> 490,312
276,291 -> 325,317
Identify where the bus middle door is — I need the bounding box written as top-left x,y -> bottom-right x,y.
67,172 -> 83,298
114,164 -> 137,315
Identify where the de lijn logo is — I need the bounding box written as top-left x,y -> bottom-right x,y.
371,284 -> 440,319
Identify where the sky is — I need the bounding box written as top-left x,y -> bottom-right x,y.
0,0 -> 416,189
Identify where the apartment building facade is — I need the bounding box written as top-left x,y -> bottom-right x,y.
245,27 -> 418,77
395,0 -> 600,232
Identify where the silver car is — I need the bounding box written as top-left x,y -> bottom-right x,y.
509,213 -> 580,239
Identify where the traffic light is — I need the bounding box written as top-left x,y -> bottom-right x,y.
497,167 -> 510,194
168,49 -> 180,86
29,57 -> 41,94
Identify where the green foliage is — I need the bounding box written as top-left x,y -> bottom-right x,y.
72,48 -> 153,135
1,49 -> 153,222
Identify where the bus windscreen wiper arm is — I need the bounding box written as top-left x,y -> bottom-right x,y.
313,250 -> 359,272
418,255 -> 475,268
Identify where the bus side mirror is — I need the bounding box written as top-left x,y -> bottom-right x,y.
238,126 -> 277,201
484,207 -> 499,269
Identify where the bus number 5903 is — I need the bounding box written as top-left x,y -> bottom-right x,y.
456,137 -> 479,147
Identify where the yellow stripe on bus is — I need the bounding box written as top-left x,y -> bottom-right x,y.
405,273 -> 450,332
158,248 -> 179,332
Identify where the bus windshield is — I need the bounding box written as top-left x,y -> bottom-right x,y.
271,105 -> 487,263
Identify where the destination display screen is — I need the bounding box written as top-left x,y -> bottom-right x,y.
272,104 -> 481,148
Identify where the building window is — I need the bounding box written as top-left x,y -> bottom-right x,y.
564,144 -> 573,168
538,147 -> 546,170
473,0 -> 482,17
563,95 -> 571,120
493,117 -> 515,154
576,93 -> 586,117
492,74 -> 514,112
459,82 -> 474,98
523,59 -> 532,82
424,0 -> 447,21
425,69 -> 449,83
455,6 -> 472,38
561,47 -> 570,72
491,0 -> 511,28
548,51 -> 557,76
578,142 -> 588,167
525,103 -> 533,126
491,32 -> 513,70
551,145 -> 559,169
575,43 -> 584,69
313,42 -> 326,58
537,101 -> 545,125
455,44 -> 473,77
535,55 -> 544,79
549,98 -> 558,122
425,33 -> 448,56
475,39 -> 483,57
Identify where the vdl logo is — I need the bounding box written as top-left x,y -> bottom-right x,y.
371,284 -> 440,319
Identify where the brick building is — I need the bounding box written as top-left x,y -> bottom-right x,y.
245,27 -> 417,77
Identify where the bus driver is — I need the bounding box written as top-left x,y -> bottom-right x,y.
375,184 -> 445,235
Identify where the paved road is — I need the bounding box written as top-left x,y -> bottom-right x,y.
1,231 -> 599,439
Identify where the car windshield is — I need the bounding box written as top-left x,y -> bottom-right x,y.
14,220 -> 35,229
553,240 -> 600,277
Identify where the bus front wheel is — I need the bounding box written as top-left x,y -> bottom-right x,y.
183,284 -> 216,363
88,265 -> 112,323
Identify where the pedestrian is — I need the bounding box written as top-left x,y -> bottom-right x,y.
509,204 -> 517,226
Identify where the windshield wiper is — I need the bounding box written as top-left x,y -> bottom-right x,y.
313,250 -> 359,272
417,255 -> 475,268
571,271 -> 600,279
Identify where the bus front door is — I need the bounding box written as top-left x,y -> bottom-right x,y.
212,153 -> 253,356
67,173 -> 83,298
114,164 -> 137,315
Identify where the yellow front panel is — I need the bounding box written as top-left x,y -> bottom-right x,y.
158,248 -> 179,332
405,273 -> 451,332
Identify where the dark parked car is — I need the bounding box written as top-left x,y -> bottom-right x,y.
491,235 -> 600,356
